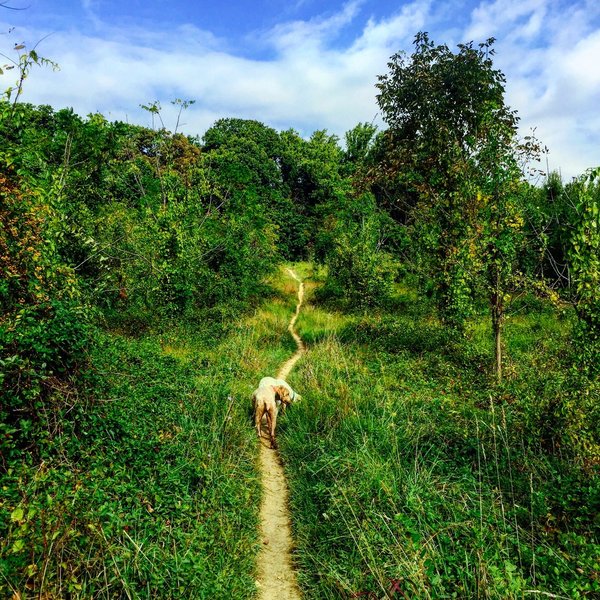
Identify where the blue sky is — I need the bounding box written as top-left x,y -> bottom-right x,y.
1,0 -> 599,179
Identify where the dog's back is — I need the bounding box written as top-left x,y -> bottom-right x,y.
253,385 -> 276,409
259,377 -> 300,406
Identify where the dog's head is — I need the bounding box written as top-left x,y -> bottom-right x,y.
272,385 -> 292,407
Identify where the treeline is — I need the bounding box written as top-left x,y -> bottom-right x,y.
0,105 -> 346,447
2,32 -> 599,465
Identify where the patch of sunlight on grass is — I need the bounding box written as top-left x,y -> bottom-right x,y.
161,343 -> 192,360
296,305 -> 346,345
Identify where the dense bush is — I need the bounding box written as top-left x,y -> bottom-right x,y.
0,164 -> 92,461
566,170 -> 600,374
319,205 -> 398,309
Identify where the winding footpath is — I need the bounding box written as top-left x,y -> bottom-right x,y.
256,269 -> 305,600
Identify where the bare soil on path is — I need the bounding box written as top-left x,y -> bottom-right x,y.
255,269 -> 304,599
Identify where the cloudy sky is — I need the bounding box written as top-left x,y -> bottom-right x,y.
1,0 -> 599,179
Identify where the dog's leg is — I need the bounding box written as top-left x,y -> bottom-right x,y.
254,398 -> 263,439
269,407 -> 278,449
264,408 -> 272,444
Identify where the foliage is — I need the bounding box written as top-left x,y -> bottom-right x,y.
0,107 -> 285,325
342,121 -> 378,176
0,102 -> 92,460
318,195 -> 398,309
279,128 -> 351,260
375,32 -> 540,378
0,326 -> 262,598
282,279 -> 599,599
522,172 -> 573,287
566,168 -> 600,374
1,40 -> 59,108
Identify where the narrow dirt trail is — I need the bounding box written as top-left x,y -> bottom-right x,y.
256,269 -> 305,600
277,269 -> 305,381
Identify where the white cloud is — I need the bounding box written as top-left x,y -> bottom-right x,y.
265,0 -> 363,54
466,0 -> 549,41
470,0 -> 600,178
1,0 -> 598,178
80,0 -> 103,30
350,1 -> 430,53
3,1 -> 428,136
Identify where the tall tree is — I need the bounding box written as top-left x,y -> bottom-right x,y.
376,32 -> 538,379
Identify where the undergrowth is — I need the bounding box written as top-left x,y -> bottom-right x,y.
2,264 -> 598,599
0,268 -> 299,598
280,272 -> 599,599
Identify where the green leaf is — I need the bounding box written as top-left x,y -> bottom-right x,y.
11,507 -> 24,522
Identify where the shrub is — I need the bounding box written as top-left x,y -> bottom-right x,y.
0,169 -> 92,457
321,216 -> 397,309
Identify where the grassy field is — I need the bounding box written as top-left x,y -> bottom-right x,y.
2,265 -> 598,598
280,267 -> 599,599
0,269 -> 299,598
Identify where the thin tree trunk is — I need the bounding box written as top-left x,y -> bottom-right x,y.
491,285 -> 503,382
494,313 -> 502,382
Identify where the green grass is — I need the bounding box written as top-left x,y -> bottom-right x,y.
0,266 -> 303,599
2,267 -> 598,599
1,330 -> 260,598
279,279 -> 599,599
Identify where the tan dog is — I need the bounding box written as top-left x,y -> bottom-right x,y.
252,385 -> 291,449
258,377 -> 301,413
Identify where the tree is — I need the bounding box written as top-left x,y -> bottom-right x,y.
375,32 -> 538,379
139,100 -> 197,207
520,172 -> 571,288
279,128 -> 351,260
342,122 -> 378,175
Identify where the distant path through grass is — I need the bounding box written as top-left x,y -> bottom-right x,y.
277,269 -> 305,380
256,269 -> 304,599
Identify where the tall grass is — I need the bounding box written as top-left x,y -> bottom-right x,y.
280,278 -> 599,599
0,267 -> 302,598
2,267 -> 597,598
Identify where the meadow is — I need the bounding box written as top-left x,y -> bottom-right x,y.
1,273 -> 298,598
280,267 -> 599,599
1,264 -> 598,598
